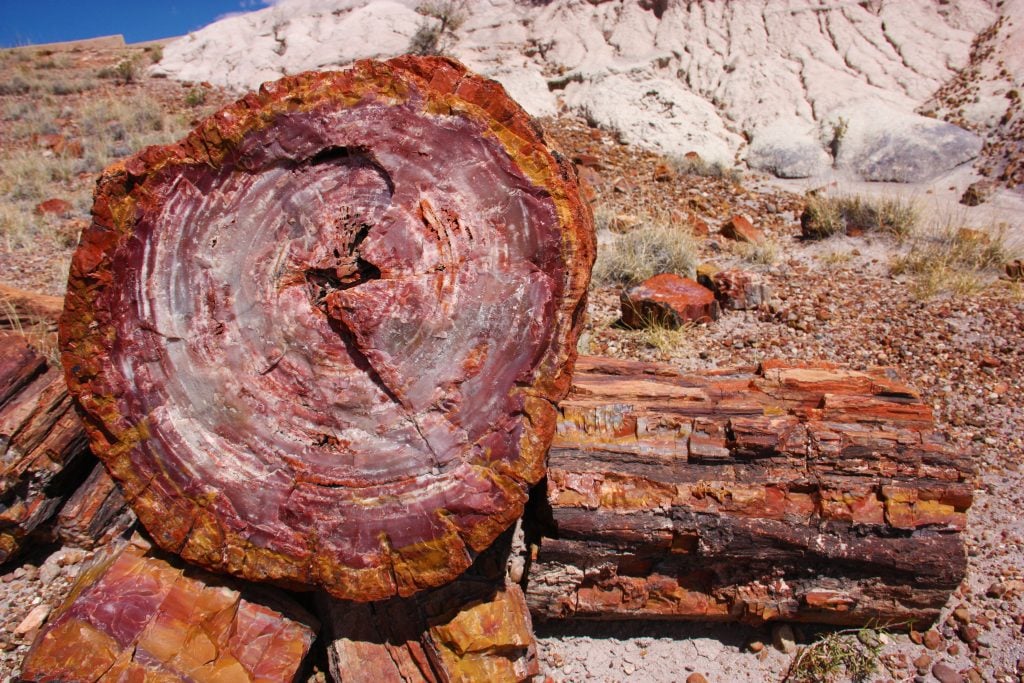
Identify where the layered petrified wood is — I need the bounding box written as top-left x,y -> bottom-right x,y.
60,57 -> 594,600
0,283 -> 63,330
0,333 -> 91,562
321,527 -> 537,683
323,579 -> 537,683
525,357 -> 973,628
55,462 -> 136,549
20,537 -> 318,682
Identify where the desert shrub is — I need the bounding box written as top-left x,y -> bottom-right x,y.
890,217 -> 1017,297
785,627 -> 884,683
592,221 -> 698,286
0,75 -> 33,95
735,238 -> 780,265
669,154 -> 742,183
145,45 -> 163,64
802,194 -> 917,240
184,87 -> 207,107
409,1 -> 465,55
829,116 -> 848,158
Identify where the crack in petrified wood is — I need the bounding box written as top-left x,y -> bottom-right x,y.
59,57 -> 595,601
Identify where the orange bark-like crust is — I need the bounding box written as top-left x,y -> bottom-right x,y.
60,57 -> 594,600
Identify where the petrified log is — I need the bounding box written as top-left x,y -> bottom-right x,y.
55,461 -> 136,549
0,283 -> 63,330
525,357 -> 973,628
20,537 -> 318,682
1,333 -> 92,562
60,56 -> 594,600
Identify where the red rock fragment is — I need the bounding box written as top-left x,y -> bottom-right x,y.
709,268 -> 771,310
621,274 -> 719,328
33,198 -> 73,217
59,57 -> 595,601
653,162 -> 674,182
20,538 -> 317,683
720,215 -> 764,243
1005,259 -> 1023,281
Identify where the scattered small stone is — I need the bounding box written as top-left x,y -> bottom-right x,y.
14,605 -> 50,636
923,629 -> 943,650
771,623 -> 796,654
685,674 -> 708,683
914,653 -> 933,673
620,274 -> 720,328
748,640 -> 764,653
720,215 -> 764,244
931,661 -> 963,683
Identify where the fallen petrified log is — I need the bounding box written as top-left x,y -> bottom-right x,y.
59,56 -> 594,601
1,333 -> 92,562
20,537 -> 318,682
524,357 -> 974,629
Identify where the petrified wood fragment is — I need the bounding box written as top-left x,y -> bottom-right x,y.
0,284 -> 64,330
525,357 -> 973,629
20,537 -> 318,682
55,462 -> 136,549
60,57 -> 594,600
620,274 -> 719,328
1,333 -> 91,562
323,579 -> 537,683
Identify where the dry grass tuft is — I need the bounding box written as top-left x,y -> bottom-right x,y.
592,217 -> 699,286
784,627 -> 886,683
669,154 -> 742,183
802,194 -> 918,239
890,213 -> 1019,297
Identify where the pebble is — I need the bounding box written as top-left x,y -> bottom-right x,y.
13,605 -> 50,636
771,624 -> 796,654
932,661 -> 963,683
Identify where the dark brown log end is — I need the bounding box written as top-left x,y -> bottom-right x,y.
59,57 -> 595,601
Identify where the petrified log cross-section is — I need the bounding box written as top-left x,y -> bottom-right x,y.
59,57 -> 594,601
525,357 -> 974,628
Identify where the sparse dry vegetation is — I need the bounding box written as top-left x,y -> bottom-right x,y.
784,627 -> 886,683
592,216 -> 699,286
802,194 -> 918,239
669,153 -> 743,183
409,1 -> 466,55
890,214 -> 1018,297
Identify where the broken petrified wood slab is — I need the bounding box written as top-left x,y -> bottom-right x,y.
20,537 -> 318,682
1,333 -> 92,562
55,461 -> 136,549
0,284 -> 64,331
322,579 -> 538,683
59,56 -> 595,601
525,357 -> 973,629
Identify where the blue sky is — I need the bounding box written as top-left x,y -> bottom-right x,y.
0,1 -> 267,48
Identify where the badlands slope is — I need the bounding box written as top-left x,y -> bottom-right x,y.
156,0 -> 1021,184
